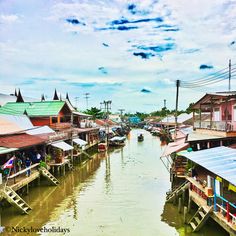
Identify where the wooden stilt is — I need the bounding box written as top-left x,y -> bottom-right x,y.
63,165 -> 65,176
173,192 -> 177,205
188,196 -> 192,213
26,184 -> 29,195
184,206 -> 188,224
182,190 -> 185,203
37,176 -> 40,186
178,197 -> 182,213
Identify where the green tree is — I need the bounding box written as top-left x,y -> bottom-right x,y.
186,102 -> 197,114
84,107 -> 104,120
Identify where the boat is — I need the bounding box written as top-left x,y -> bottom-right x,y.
98,142 -> 107,152
137,133 -> 144,142
109,136 -> 126,147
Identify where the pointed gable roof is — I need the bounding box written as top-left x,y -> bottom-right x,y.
66,92 -> 75,109
16,89 -> 24,103
41,94 -> 45,101
53,89 -> 59,100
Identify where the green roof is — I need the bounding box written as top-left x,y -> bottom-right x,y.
0,101 -> 66,116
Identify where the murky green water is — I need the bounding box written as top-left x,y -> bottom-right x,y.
2,129 -> 227,235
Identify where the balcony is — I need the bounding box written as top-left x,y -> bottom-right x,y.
194,121 -> 234,131
50,122 -> 72,131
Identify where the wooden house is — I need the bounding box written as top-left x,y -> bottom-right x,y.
0,101 -> 74,131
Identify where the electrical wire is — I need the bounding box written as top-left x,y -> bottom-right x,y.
181,64 -> 236,84
180,67 -> 236,88
180,68 -> 236,87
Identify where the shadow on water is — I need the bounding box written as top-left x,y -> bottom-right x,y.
161,201 -> 228,236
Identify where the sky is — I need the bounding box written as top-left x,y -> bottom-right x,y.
0,0 -> 236,113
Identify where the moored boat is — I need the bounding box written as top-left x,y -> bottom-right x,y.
98,142 -> 107,152
109,136 -> 126,147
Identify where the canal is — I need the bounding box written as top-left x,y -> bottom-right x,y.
2,129 -> 228,235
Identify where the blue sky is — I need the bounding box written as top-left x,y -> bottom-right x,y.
0,0 -> 236,112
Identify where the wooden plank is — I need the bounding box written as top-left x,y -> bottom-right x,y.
9,171 -> 40,191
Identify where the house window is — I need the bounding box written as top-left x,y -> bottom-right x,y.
214,108 -> 220,121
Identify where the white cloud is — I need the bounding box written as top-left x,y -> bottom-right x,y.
0,14 -> 19,24
0,0 -> 235,112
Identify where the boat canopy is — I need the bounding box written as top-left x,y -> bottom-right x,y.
72,138 -> 88,146
51,141 -> 74,151
178,146 -> 236,186
110,136 -> 126,142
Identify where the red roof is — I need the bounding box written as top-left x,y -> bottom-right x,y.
0,134 -> 47,148
161,138 -> 189,157
95,119 -> 116,126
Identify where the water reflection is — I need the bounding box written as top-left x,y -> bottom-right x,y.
1,130 -> 228,236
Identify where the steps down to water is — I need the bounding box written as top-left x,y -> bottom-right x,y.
189,206 -> 213,232
166,180 -> 189,203
3,186 -> 32,214
39,167 -> 59,185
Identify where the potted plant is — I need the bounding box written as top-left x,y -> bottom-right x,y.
55,148 -> 63,163
45,154 -> 52,163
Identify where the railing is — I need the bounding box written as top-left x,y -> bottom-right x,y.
50,122 -> 72,130
5,163 -> 40,186
190,181 -> 208,201
194,121 -> 234,131
215,195 -> 236,224
80,122 -> 97,128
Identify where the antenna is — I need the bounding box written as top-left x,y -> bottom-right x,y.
84,93 -> 90,109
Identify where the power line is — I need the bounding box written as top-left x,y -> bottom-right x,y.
180,69 -> 236,87
182,63 -> 236,84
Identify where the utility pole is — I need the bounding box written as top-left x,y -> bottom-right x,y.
84,93 -> 90,110
229,59 -> 231,92
164,99 -> 166,109
103,100 -> 112,147
175,80 -> 180,140
118,109 -> 125,122
75,97 -> 79,109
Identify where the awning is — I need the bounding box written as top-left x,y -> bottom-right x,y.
178,146 -> 236,186
72,138 -> 88,146
26,126 -> 55,135
161,138 -> 189,157
110,136 -> 126,142
51,141 -> 74,151
0,147 -> 18,155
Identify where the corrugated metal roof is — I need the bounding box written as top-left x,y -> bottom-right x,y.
161,138 -> 189,157
0,114 -> 34,135
72,138 -> 87,146
161,113 -> 193,124
0,147 -> 18,155
0,134 -> 47,148
73,111 -> 92,117
26,126 -> 55,135
179,146 -> 236,186
0,101 -> 66,116
51,141 -> 73,151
